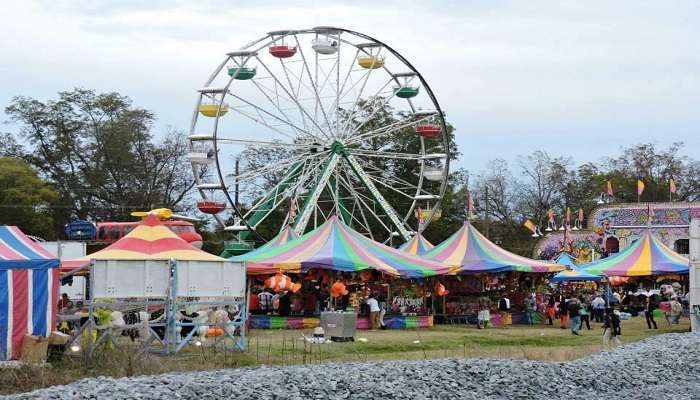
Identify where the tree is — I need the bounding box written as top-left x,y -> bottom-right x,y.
0,157 -> 58,239
5,89 -> 194,234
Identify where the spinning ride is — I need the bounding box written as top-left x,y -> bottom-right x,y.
188,27 -> 450,254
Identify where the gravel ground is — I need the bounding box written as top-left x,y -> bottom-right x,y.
5,332 -> 699,400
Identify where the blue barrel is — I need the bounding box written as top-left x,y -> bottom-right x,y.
64,221 -> 96,241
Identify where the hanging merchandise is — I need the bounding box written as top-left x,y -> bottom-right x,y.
331,281 -> 349,298
264,272 -> 301,293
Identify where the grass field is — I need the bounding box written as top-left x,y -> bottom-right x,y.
0,316 -> 690,395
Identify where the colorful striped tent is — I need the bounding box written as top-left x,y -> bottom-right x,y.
62,214 -> 225,272
398,233 -> 434,256
255,225 -> 298,252
424,222 -> 563,274
233,216 -> 451,278
0,226 -> 60,360
579,230 -> 689,277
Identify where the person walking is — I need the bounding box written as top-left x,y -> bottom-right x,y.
477,296 -> 491,329
546,294 -> 556,326
524,294 -> 536,325
668,297 -> 683,326
591,294 -> 605,323
498,293 -> 511,328
578,297 -> 591,330
366,293 -> 380,330
645,295 -> 658,329
567,297 -> 581,335
602,307 -> 622,348
559,293 -> 569,329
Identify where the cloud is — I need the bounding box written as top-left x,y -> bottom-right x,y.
1,0 -> 699,172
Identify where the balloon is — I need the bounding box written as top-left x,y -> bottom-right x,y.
331,281 -> 349,298
435,282 -> 449,297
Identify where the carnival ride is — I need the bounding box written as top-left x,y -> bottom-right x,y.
65,208 -> 203,248
188,27 -> 450,255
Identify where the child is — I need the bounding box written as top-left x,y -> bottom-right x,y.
603,307 -> 621,348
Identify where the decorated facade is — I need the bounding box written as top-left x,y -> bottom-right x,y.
534,202 -> 700,261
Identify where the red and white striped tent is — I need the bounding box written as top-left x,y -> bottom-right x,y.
0,226 -> 60,360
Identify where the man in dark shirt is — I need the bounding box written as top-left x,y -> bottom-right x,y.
567,297 -> 581,336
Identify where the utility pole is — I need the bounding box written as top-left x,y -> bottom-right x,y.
484,185 -> 490,239
690,218 -> 700,332
234,157 -> 240,209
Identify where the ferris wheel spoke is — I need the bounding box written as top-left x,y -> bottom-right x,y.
326,47 -> 360,130
292,153 -> 341,236
337,170 -> 392,237
226,105 -> 305,143
293,34 -> 334,138
225,91 -> 315,141
348,149 -> 424,160
228,58 -> 322,143
215,137 -> 311,148
227,152 -> 324,185
345,87 -> 399,139
256,56 -> 332,139
338,48 -> 385,135
345,114 -> 434,146
341,153 -> 411,240
336,171 -> 376,238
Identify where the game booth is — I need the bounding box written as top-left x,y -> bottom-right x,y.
0,226 -> 60,361
233,216 -> 451,331
236,217 -> 566,330
576,229 -> 689,317
59,214 -> 247,355
421,221 -> 564,326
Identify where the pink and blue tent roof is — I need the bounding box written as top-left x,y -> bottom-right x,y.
0,226 -> 60,360
554,253 -> 578,269
398,233 -> 434,256
550,268 -> 602,282
233,216 -> 451,278
579,230 -> 688,277
424,222 -> 564,274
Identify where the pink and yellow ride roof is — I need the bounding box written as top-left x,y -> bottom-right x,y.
398,233 -> 434,256
424,221 -> 563,274
233,216 -> 450,278
62,214 -> 224,272
579,230 -> 688,277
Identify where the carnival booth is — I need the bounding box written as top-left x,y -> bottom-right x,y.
578,230 -> 689,316
0,226 -> 60,360
424,221 -> 564,326
399,232 -> 434,256
234,216 -> 451,330
61,214 -> 246,355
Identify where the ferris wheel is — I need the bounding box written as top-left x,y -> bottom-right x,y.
188,27 -> 450,252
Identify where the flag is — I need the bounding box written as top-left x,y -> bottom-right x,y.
670,178 -> 677,194
466,191 -> 475,218
577,208 -> 584,222
523,219 -> 537,234
565,207 -> 571,223
547,209 -> 555,223
417,208 -> 426,226
637,179 -> 645,196
606,180 -> 614,196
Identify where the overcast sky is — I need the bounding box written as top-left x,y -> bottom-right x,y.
1,0 -> 698,173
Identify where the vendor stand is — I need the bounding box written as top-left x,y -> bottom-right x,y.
234,216 -> 450,331
423,220 -> 564,326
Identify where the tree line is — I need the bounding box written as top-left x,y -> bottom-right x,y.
1,88 -> 698,259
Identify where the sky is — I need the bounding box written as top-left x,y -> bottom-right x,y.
1,0 -> 699,174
